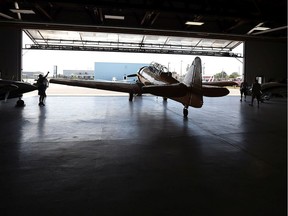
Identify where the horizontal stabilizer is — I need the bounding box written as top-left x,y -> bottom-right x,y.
202,86 -> 229,97
50,78 -> 142,94
142,83 -> 187,97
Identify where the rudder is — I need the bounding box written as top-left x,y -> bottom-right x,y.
183,57 -> 203,108
183,57 -> 202,90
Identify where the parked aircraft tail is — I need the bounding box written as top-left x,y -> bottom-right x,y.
174,57 -> 203,108
183,57 -> 202,90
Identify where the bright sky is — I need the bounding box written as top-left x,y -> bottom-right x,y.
22,32 -> 243,77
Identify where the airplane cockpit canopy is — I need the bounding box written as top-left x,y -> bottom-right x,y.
149,62 -> 169,74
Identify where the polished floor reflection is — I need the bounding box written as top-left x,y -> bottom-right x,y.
0,95 -> 286,216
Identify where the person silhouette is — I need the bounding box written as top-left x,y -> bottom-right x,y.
36,71 -> 49,106
240,81 -> 248,102
249,79 -> 262,108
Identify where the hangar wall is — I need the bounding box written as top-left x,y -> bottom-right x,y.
0,27 -> 22,80
244,41 -> 287,84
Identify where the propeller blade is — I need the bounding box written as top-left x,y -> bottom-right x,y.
4,91 -> 10,102
127,74 -> 137,77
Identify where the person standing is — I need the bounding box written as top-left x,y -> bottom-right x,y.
240,81 -> 248,102
36,71 -> 49,106
249,79 -> 262,107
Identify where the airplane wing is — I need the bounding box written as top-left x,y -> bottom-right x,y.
261,82 -> 287,91
202,85 -> 230,97
261,82 -> 287,97
203,81 -> 237,86
49,78 -> 143,94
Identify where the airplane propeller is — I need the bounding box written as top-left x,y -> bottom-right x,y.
4,91 -> 10,102
3,84 -> 18,102
127,74 -> 138,77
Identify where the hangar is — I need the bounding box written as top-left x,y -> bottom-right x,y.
0,1 -> 287,215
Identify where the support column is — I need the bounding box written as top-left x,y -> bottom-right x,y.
0,27 -> 22,80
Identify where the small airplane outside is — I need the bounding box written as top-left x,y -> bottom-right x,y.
50,57 -> 237,117
0,79 -> 37,106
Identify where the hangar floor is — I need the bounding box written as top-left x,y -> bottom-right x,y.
0,92 -> 286,216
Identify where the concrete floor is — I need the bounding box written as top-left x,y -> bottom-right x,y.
0,94 -> 286,216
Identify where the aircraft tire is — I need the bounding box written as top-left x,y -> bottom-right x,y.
183,107 -> 188,117
16,99 -> 25,107
129,93 -> 133,101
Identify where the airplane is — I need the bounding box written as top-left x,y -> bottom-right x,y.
248,81 -> 287,101
261,82 -> 287,99
0,79 -> 37,106
50,57 -> 237,117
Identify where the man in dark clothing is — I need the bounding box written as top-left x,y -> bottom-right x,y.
249,79 -> 262,107
36,71 -> 49,106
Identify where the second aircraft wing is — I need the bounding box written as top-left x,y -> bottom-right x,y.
203,81 -> 238,86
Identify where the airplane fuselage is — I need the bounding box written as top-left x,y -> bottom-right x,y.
136,62 -> 203,108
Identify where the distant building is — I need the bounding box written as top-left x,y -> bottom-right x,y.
63,70 -> 94,80
94,62 -> 148,81
22,71 -> 44,80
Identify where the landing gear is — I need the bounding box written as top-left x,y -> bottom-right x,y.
15,97 -> 25,107
183,106 -> 188,118
129,93 -> 134,101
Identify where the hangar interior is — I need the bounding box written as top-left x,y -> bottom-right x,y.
0,0 -> 287,215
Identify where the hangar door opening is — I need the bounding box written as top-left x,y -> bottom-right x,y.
22,29 -> 244,87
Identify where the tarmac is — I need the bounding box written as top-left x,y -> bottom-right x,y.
0,84 -> 287,216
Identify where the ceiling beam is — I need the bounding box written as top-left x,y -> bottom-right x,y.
0,20 -> 286,43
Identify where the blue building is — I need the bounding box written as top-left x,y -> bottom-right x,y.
94,62 -> 148,81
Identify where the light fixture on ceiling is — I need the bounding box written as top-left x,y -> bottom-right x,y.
104,15 -> 125,20
10,9 -> 35,14
185,21 -> 204,26
253,26 -> 271,31
247,22 -> 270,34
0,12 -> 14,19
9,2 -> 35,20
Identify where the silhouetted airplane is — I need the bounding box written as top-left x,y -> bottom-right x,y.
0,79 -> 37,106
50,57 -> 236,117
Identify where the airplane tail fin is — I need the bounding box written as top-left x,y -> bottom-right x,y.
177,57 -> 203,108
183,57 -> 202,90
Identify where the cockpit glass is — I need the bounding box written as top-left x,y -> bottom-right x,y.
150,62 -> 169,73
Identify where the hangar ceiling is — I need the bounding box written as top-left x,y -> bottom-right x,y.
23,29 -> 243,57
0,0 -> 287,55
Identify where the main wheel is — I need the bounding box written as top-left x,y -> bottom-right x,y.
129,93 -> 133,101
16,99 -> 25,107
183,107 -> 188,117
